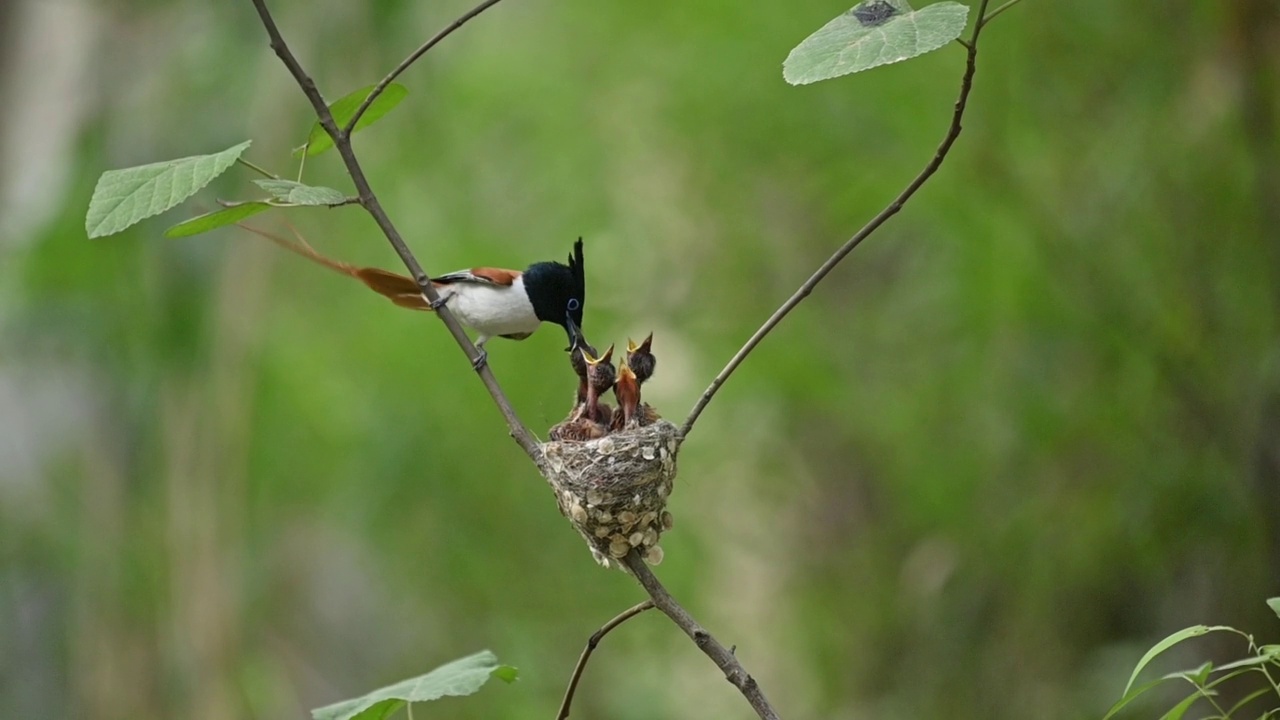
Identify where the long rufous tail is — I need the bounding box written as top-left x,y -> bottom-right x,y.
238,223 -> 432,311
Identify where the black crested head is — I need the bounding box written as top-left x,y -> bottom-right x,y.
568,237 -> 585,316
524,238 -> 586,342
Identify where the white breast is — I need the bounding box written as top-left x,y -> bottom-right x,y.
439,276 -> 541,342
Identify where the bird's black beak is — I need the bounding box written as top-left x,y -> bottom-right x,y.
565,313 -> 584,352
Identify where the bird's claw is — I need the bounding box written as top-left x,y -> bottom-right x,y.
429,294 -> 450,311
471,349 -> 489,371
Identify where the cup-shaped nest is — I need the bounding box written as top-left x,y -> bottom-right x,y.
539,419 -> 681,569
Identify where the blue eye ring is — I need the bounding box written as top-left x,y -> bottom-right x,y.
567,298 -> 581,311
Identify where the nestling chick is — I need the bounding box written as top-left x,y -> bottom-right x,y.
611,363 -> 641,431
634,402 -> 662,427
549,416 -> 609,442
550,343 -> 615,442
583,345 -> 617,425
625,333 -> 656,385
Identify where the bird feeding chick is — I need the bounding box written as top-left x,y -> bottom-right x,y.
541,326 -> 677,569
550,343 -> 616,442
550,328 -> 660,440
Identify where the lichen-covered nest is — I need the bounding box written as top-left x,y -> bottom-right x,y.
538,419 -> 681,569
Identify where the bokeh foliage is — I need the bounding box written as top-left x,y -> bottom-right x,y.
1,0 -> 1277,719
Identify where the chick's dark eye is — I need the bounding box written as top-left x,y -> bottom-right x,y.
567,298 -> 580,311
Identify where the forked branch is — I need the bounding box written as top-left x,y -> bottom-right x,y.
556,600 -> 655,719
345,0 -> 510,133
623,551 -> 780,720
248,0 -> 540,457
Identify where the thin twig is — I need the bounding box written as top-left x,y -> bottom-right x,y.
236,156 -> 279,179
344,0 -> 508,134
622,551 -> 780,720
980,0 -> 1026,28
679,0 -> 993,440
556,601 -> 655,720
248,0 -> 541,457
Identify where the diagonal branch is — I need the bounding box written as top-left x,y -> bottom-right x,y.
679,0 -> 993,440
556,600 -> 654,720
248,0 -> 540,457
980,0 -> 1026,28
345,0 -> 509,134
622,551 -> 780,720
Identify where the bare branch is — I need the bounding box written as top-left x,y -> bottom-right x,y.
679,0 -> 993,440
622,552 -> 780,720
556,601 -> 655,720
981,0 -> 1027,28
248,0 -> 541,456
345,0 -> 509,134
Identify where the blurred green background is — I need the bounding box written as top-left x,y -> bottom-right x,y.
2,0 -> 1278,718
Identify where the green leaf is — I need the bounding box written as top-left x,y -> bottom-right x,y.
783,1 -> 970,85
490,664 -> 519,684
1158,689 -> 1206,720
1163,661 -> 1213,687
310,650 -> 515,720
164,202 -> 272,238
1102,678 -> 1168,720
1120,626 -> 1236,698
1226,687 -> 1273,717
300,84 -> 409,156
253,179 -> 349,206
86,140 -> 252,238
1210,653 -> 1280,673
1268,597 -> 1280,620
1202,667 -> 1267,691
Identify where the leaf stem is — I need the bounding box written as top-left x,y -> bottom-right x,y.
236,157 -> 279,179
296,143 -> 308,182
